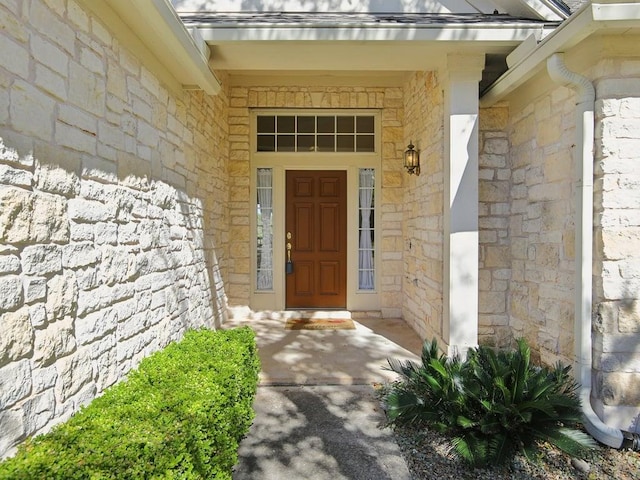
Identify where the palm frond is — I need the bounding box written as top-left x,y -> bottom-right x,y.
451,433 -> 490,467
421,339 -> 441,366
456,415 -> 477,429
516,399 -> 559,418
512,338 -> 531,403
489,433 -> 515,465
532,426 -> 597,457
385,358 -> 419,380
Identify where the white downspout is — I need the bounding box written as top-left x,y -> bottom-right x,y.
546,53 -> 624,449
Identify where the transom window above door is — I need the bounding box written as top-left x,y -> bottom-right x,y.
256,114 -> 375,153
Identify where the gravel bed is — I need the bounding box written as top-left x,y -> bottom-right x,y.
391,423 -> 640,480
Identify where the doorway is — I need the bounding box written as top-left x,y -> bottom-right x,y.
285,170 -> 347,308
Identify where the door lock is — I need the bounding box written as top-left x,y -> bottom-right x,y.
286,240 -> 293,274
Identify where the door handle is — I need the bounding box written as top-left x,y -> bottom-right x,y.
286,234 -> 293,274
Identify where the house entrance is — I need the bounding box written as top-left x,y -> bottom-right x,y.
285,170 -> 347,308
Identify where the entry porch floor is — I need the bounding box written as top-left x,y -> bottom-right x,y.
223,313 -> 422,479
223,313 -> 423,386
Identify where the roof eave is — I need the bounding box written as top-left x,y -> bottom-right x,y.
481,1 -> 640,106
78,0 -> 221,95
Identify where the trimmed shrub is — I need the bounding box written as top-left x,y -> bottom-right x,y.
0,327 -> 260,479
385,338 -> 596,467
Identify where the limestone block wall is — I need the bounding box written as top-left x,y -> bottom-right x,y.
478,103 -> 512,347
592,55 -> 640,432
503,39 -> 640,432
401,72 -> 444,339
226,84 -> 404,316
507,80 -> 576,367
0,0 -> 229,458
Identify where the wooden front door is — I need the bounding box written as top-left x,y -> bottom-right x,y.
285,170 -> 347,308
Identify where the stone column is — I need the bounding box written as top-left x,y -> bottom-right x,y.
442,54 -> 484,357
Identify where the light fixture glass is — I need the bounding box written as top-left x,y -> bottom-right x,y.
404,141 -> 420,176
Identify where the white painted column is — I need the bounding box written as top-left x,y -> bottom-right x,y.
442,54 -> 484,357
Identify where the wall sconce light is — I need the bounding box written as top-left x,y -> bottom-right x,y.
404,141 -> 420,176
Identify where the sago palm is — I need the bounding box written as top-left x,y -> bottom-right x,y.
384,338 -> 596,468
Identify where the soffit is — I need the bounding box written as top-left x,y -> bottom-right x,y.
180,13 -> 557,74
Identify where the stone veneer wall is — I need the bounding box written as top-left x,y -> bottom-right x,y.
505,41 -> 640,432
478,103 -> 512,347
401,71 -> 444,340
401,73 -> 513,347
225,84 -> 404,316
0,0 -> 229,458
507,78 -> 576,367
470,39 -> 640,431
592,54 -> 640,432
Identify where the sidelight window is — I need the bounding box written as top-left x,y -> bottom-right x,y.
358,168 -> 375,290
256,168 -> 273,290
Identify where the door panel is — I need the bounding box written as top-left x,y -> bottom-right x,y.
294,261 -> 313,296
319,177 -> 339,196
295,203 -> 313,251
319,261 -> 340,295
319,204 -> 339,251
286,170 -> 346,308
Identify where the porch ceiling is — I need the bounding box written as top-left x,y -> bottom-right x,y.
181,13 -> 557,75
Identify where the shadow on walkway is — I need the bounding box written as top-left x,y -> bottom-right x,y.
225,316 -> 423,386
224,316 -> 423,480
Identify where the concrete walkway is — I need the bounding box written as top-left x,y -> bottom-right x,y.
224,314 -> 423,480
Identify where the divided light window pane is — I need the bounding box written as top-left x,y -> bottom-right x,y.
317,116 -> 335,133
337,135 -> 355,152
356,135 -> 375,152
257,135 -> 275,152
257,116 -> 275,133
337,116 -> 355,133
277,116 -> 295,133
298,116 -> 315,133
297,135 -> 315,151
277,135 -> 295,152
317,135 -> 335,152
356,116 -> 374,133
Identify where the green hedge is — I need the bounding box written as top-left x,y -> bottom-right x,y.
0,327 -> 260,480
